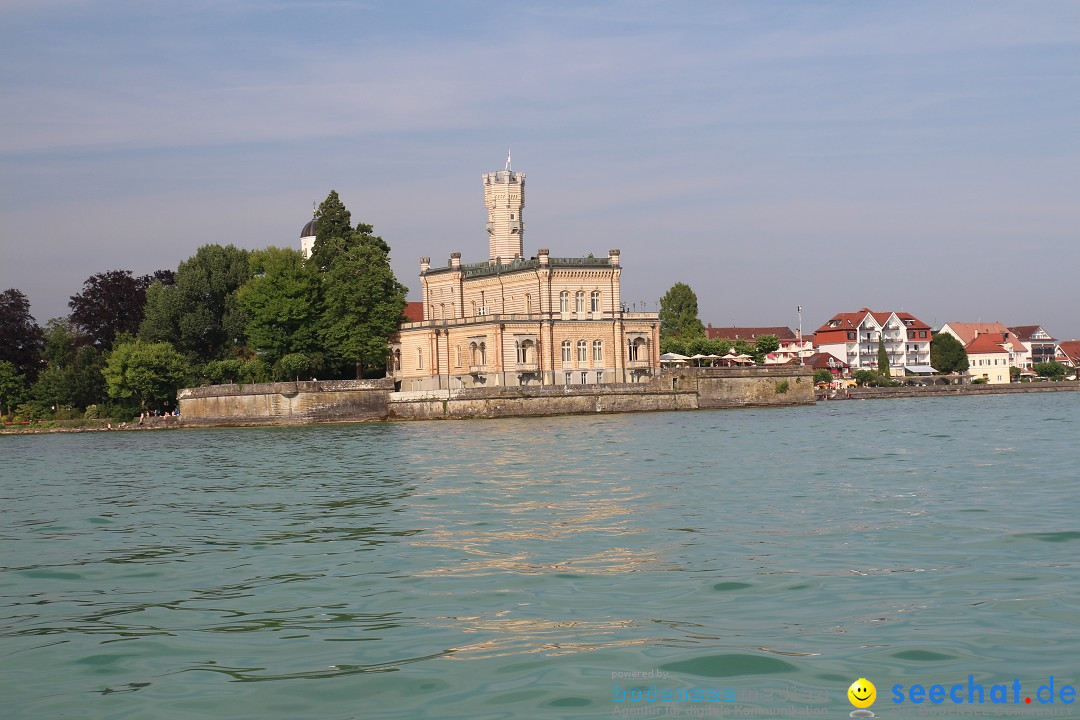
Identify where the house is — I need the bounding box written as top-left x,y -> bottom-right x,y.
814,308 -> 932,377
804,352 -> 850,378
1008,326 -> 1058,368
1056,340 -> 1080,368
962,333 -> 1012,384
390,162 -> 660,391
937,322 -> 1027,371
704,325 -> 813,364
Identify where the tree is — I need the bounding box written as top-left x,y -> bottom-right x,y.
930,332 -> 969,374
319,242 -> 408,378
103,339 -> 189,411
0,361 -> 26,416
814,369 -> 834,385
0,288 -> 43,380
659,283 -> 705,341
140,245 -> 251,362
877,334 -> 890,378
277,353 -> 311,381
853,369 -> 879,387
1009,366 -> 1021,383
1034,361 -> 1068,380
754,334 -> 780,364
69,270 -> 151,348
237,247 -> 320,366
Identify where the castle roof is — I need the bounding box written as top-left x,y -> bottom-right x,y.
300,217 -> 317,238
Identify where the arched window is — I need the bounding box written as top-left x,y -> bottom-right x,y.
560,291 -> 569,313
439,303 -> 445,320
455,345 -> 462,367
575,291 -> 585,313
561,340 -> 572,363
471,300 -> 477,316
479,342 -> 486,366
417,348 -> 424,370
591,290 -> 601,312
470,342 -> 479,365
394,349 -> 401,371
577,340 -> 587,363
516,339 -> 533,364
593,340 -> 603,363
524,293 -> 532,315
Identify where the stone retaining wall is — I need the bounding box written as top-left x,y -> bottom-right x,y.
177,367 -> 815,426
842,383 -> 1080,400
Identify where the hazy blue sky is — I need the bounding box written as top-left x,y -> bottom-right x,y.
2,1 -> 1078,338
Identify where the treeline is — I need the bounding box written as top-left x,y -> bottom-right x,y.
0,192 -> 407,423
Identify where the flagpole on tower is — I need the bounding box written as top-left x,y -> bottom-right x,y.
505,150 -> 512,172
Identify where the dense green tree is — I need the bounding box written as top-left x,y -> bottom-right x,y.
308,190 -> 394,270
277,353 -> 311,381
1009,366 -> 1021,383
62,346 -> 107,409
734,339 -> 755,359
237,247 -> 320,366
853,369 -> 879,387
877,335 -> 890,378
1034,361 -> 1068,379
814,369 -> 834,385
41,318 -> 77,370
103,339 -> 189,411
140,245 -> 251,362
930,332 -> 969,374
319,242 -> 408,378
753,334 -> 780,364
0,360 -> 26,416
659,283 -> 706,341
0,288 -> 43,381
69,270 -> 151,348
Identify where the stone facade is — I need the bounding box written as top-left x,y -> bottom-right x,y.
178,379 -> 392,426
390,165 -> 660,391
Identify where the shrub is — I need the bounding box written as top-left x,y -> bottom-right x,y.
775,380 -> 789,394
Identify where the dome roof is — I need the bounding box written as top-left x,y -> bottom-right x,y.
300,217 -> 317,238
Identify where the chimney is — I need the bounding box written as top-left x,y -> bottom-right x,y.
420,257 -> 430,273
608,248 -> 621,267
450,252 -> 461,269
537,248 -> 549,267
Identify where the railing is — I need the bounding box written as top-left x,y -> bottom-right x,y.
626,359 -> 652,368
515,361 -> 540,372
469,365 -> 487,374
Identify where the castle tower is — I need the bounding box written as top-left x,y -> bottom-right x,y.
482,152 -> 525,263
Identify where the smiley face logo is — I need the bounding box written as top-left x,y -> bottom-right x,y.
848,678 -> 876,709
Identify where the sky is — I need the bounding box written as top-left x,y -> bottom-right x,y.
2,0 -> 1078,339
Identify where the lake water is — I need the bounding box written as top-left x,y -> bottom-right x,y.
2,393 -> 1079,720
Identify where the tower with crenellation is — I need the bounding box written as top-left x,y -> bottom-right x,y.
482,152 -> 525,263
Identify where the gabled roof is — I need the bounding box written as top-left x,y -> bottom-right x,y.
403,301 -> 424,323
965,333 -> 1009,354
805,351 -> 850,370
705,326 -> 797,341
814,308 -> 930,340
1008,325 -> 1057,342
1057,340 -> 1080,362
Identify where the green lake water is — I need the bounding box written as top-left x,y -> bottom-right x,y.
2,393 -> 1078,719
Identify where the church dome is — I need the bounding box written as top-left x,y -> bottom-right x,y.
300,217 -> 317,238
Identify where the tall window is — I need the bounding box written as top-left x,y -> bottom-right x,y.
592,340 -> 603,363
575,291 -> 585,312
417,348 -> 424,370
516,340 -> 533,364
471,342 -> 486,366
560,291 -> 569,313
577,340 -> 587,363
455,345 -> 462,367
591,290 -> 601,312
524,293 -> 532,314
561,340 -> 572,363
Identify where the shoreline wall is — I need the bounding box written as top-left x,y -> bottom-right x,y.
177,367 -> 814,426
839,383 -> 1080,400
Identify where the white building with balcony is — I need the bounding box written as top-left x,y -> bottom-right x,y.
814,308 -> 933,377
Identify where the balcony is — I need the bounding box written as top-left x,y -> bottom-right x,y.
626,359 -> 652,369
515,361 -> 539,372
469,365 -> 487,374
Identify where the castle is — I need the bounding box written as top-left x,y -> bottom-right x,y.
375,160 -> 660,391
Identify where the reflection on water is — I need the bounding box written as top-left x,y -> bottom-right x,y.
2,394 -> 1079,719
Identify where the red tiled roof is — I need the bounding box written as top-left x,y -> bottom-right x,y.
941,322 -> 1011,347
404,301 -> 424,323
705,326 -> 796,341
814,308 -> 930,334
965,333 -> 1009,354
1057,340 -> 1080,362
805,352 -> 849,370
